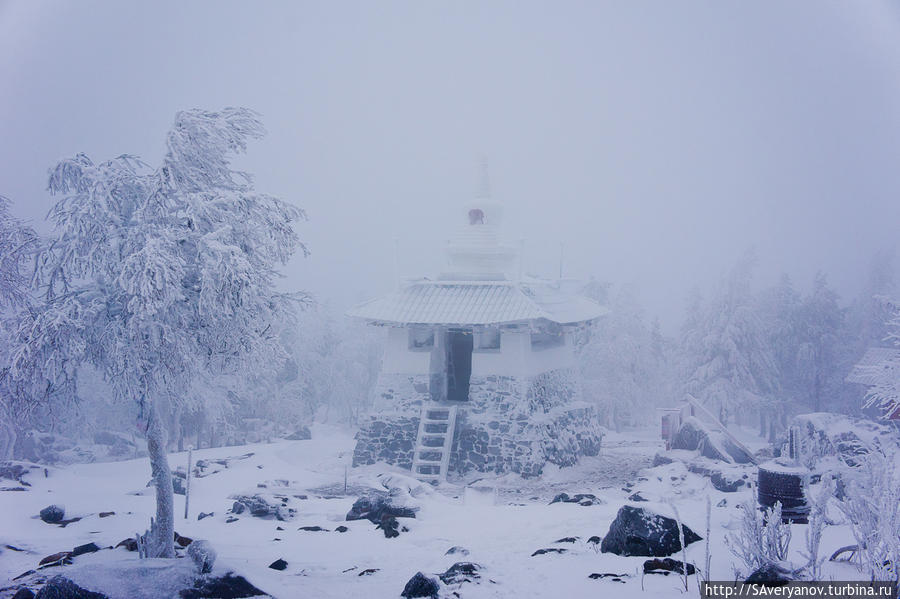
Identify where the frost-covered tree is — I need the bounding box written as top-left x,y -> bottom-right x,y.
860,297 -> 900,419
7,108 -> 306,557
681,253 -> 778,424
0,197 -> 39,460
794,273 -> 849,412
579,283 -> 675,430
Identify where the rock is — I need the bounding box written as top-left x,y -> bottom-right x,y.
717,499 -> 727,507
601,505 -> 702,557
12,588 -> 36,599
628,492 -> 649,502
178,572 -> 268,598
439,562 -> 480,585
687,462 -> 748,493
197,512 -> 213,521
549,492 -> 600,506
34,576 -> 107,598
71,543 -> 100,557
554,537 -> 578,543
335,526 -> 348,533
531,548 -> 567,556
225,517 -> 238,524
400,572 -> 440,599
345,493 -> 417,524
588,573 -> 627,582
643,558 -> 696,575
174,532 -> 193,548
652,453 -> 675,467
745,563 -> 794,585
285,427 -> 311,441
229,495 -> 292,521
98,512 -> 115,518
587,536 -> 601,545
39,552 -> 73,567
39,505 -> 65,524
445,546 -> 469,556
56,517 -> 82,528
358,568 -> 379,576
298,526 -> 328,532
115,538 -> 137,551
268,558 -> 288,571
671,417 -> 752,464
377,515 -> 400,538
187,540 -> 216,574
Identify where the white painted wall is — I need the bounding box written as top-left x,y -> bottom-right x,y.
379,325 -> 576,377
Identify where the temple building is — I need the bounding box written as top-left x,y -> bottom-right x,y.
348,177 -> 606,481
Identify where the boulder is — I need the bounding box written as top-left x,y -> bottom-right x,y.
588,573 -> 627,582
445,546 -> 469,556
187,540 -> 216,574
115,538 -> 137,552
686,462 -> 748,493
268,559 -> 287,571
671,417 -> 752,463
745,563 -> 794,585
39,505 -> 65,524
345,493 -> 417,524
39,552 -> 73,567
439,562 -> 480,585
377,515 -> 400,538
174,533 -> 193,548
549,492 -> 600,506
400,572 -> 440,599
70,543 -> 100,558
177,573 -> 268,599
229,495 -> 292,521
285,427 -> 311,441
34,576 -> 107,599
334,526 -> 348,533
12,588 -> 36,599
600,505 -> 701,557
197,512 -> 213,521
531,548 -> 566,556
298,526 -> 328,532
643,558 -> 696,575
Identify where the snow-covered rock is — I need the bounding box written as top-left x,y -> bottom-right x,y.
600,505 -> 702,557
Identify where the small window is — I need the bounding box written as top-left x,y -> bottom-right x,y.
531,330 -> 565,351
474,327 -> 501,352
408,327 -> 434,351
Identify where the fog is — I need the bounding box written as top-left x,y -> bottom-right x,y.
2,1 -> 900,328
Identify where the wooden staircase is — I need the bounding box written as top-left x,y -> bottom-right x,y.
411,405 -> 458,483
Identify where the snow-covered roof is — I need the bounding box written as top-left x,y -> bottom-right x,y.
846,347 -> 900,386
347,280 -> 608,326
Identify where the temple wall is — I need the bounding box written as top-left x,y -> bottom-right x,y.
352,367 -> 603,478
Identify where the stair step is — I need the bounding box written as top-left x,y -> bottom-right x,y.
411,405 -> 458,483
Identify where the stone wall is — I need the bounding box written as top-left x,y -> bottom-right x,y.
352,368 -> 603,478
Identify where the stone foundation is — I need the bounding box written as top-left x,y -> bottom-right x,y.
352,369 -> 603,478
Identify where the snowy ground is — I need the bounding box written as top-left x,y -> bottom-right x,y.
0,424 -> 866,598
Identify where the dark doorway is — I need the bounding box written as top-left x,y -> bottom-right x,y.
446,329 -> 473,402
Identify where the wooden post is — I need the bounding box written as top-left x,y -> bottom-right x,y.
184,446 -> 192,520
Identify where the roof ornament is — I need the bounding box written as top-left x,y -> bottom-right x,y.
476,155 -> 491,199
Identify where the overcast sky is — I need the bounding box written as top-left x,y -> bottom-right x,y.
2,1 -> 899,330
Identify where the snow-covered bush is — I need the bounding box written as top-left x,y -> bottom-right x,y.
726,499 -> 792,577
800,475 -> 835,580
837,450 -> 900,584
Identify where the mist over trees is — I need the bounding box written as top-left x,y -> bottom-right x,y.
577,250 -> 898,434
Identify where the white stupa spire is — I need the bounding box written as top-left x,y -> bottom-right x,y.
440,158 -> 517,281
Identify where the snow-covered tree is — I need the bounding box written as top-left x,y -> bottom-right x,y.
7,108 -> 306,557
681,253 -> 778,424
794,273 -> 849,412
579,283 -> 675,430
0,197 -> 39,460
860,297 -> 900,419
